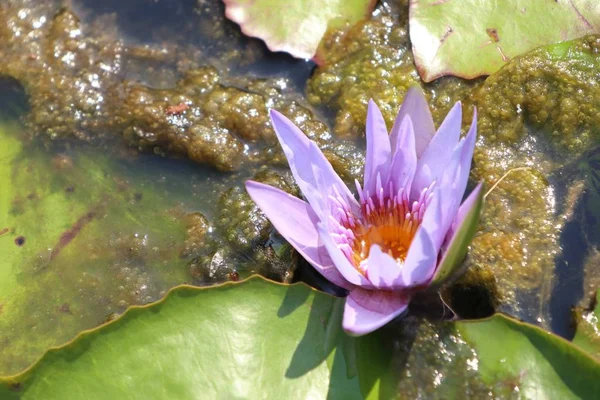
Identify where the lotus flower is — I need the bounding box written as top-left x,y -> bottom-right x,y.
246,87 -> 483,336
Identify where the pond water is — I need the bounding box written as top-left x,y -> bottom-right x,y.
0,0 -> 599,390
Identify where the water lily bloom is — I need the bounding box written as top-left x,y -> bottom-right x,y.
246,87 -> 482,336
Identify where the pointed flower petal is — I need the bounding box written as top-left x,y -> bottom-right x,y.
426,108 -> 478,249
390,86 -> 435,157
343,288 -> 410,336
316,222 -> 374,288
452,108 -> 478,202
418,182 -> 454,255
389,115 -> 417,194
400,225 -> 438,288
270,110 -> 358,219
245,181 -> 354,290
365,244 -> 402,289
430,182 -> 483,288
411,102 -> 463,199
363,100 -> 392,196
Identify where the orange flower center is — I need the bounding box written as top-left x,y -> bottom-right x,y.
330,181 -> 434,276
348,194 -> 422,273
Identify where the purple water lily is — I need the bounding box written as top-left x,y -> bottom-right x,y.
246,87 -> 482,336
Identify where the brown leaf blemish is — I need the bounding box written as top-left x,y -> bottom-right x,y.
50,211 -> 96,260
486,28 -> 500,42
59,303 -> 72,314
440,25 -> 454,44
14,236 -> 25,246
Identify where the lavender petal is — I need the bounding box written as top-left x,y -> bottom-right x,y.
246,181 -> 354,290
342,288 -> 410,336
363,100 -> 392,196
390,86 -> 435,157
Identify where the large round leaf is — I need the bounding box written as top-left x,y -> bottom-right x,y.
1,277 -> 599,399
222,0 -> 376,60
410,0 -> 600,81
458,314 -> 600,399
0,277 -> 363,399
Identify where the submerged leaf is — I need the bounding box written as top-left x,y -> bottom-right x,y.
409,0 -> 600,81
222,0 -> 375,60
0,124 -> 206,375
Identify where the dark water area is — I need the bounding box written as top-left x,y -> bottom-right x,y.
551,217 -> 586,340
0,76 -> 28,120
75,0 -> 316,90
549,148 -> 600,339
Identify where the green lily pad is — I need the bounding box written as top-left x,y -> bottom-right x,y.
222,0 -> 375,60
0,277 -> 363,399
0,124 -> 207,375
1,276 -> 598,399
409,0 -> 600,82
573,289 -> 600,360
0,123 -> 23,297
458,314 -> 600,399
